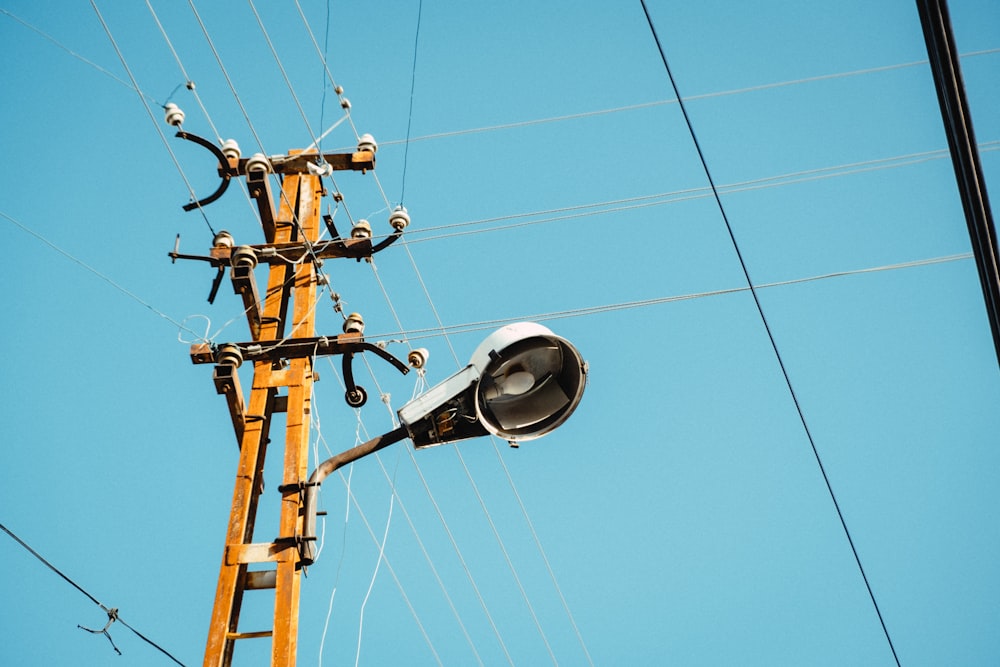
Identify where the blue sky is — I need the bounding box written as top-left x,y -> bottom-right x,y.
2,1 -> 999,665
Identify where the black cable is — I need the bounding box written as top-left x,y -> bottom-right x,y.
0,521 -> 189,666
638,2 -> 902,666
399,0 -> 424,204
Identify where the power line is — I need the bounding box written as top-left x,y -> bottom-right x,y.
0,209 -> 204,341
0,8 -> 161,105
400,0 -> 423,204
0,521 -> 188,666
89,0 -> 218,237
374,48 -> 1000,148
377,141 -> 998,246
639,3 -> 902,666
359,252 -> 972,342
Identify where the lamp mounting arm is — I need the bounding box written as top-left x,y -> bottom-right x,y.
300,426 -> 409,565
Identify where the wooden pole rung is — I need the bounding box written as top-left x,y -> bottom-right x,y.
225,630 -> 273,640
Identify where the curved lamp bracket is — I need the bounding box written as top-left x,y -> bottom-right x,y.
175,130 -> 235,212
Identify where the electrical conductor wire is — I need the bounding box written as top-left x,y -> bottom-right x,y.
639,2 -> 902,665
0,522 -> 188,666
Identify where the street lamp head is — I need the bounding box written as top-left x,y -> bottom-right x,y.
398,323 -> 587,448
303,323 -> 587,565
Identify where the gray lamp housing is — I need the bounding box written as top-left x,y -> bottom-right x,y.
398,322 -> 587,448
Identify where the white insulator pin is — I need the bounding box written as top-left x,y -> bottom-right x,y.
164,103 -> 185,127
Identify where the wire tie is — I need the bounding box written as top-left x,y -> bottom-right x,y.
78,607 -> 122,656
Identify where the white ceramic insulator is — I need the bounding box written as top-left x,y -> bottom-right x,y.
357,133 -> 377,154
408,348 -> 429,369
213,231 -> 235,248
221,139 -> 241,161
231,245 -> 258,268
389,206 -> 410,231
217,344 -> 243,367
164,103 -> 185,127
343,312 -> 365,334
351,220 -> 372,239
246,153 -> 271,173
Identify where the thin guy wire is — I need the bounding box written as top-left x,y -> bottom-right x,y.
226,2 -> 360,269
400,0 -> 423,203
90,0 -> 217,237
145,0 -> 265,226
0,522 -> 188,666
454,444 -> 560,666
186,0 -> 336,241
487,434 -> 596,667
292,1 -> 397,214
145,0 -> 222,143
374,48 -> 1000,147
350,339 -> 490,665
247,0 -> 323,150
317,0 -> 332,155
402,445 -> 517,666
396,141 -> 1000,242
1,210 -> 205,342
639,2 -> 902,665
0,8 -> 161,105
360,252 -> 974,343
314,358 -> 487,664
335,469 -> 444,666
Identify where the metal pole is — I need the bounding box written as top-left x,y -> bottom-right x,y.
917,0 -> 1000,366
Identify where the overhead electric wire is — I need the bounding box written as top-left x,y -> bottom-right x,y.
90,0 -> 217,237
1,210 -> 205,341
145,0 -> 222,143
0,522 -> 188,666
399,0 -> 423,204
639,3 -> 902,666
0,8 -> 160,105
312,362 -> 488,666
375,47 -> 1000,147
394,141 -> 1000,243
363,252 -> 972,342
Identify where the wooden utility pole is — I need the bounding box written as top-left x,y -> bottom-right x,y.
171,135 -> 404,666
201,166 -> 321,667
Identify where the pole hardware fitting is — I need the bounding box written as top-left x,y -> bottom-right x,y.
190,336 -> 410,376
172,129 -> 375,212
342,350 -> 367,408
323,213 -> 405,262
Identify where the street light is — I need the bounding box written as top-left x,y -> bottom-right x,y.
300,322 -> 587,565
